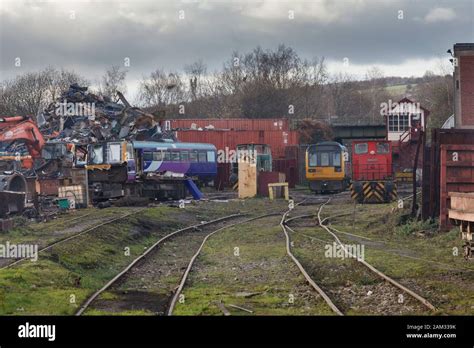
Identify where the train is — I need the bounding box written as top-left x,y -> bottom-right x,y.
349,140 -> 397,203
305,141 -> 349,193
77,140 -> 217,201
305,140 -> 397,203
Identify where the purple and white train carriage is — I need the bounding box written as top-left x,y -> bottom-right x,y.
83,140 -> 217,201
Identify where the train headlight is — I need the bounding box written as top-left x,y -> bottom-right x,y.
335,167 -> 342,172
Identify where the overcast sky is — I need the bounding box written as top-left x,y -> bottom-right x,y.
1,0 -> 473,99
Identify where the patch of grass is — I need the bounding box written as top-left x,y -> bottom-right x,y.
173,216 -> 336,316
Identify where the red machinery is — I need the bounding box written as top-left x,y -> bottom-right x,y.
350,140 -> 397,203
0,116 -> 45,169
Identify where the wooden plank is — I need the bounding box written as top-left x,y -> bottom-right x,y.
450,195 -> 474,212
228,304 -> 254,313
238,161 -> 257,198
448,209 -> 474,223
449,192 -> 474,198
215,301 -> 231,316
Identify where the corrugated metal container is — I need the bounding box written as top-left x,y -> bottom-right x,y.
422,129 -> 474,228
215,163 -> 231,190
169,118 -> 289,131
257,172 -> 286,197
439,144 -> 474,229
175,130 -> 299,160
273,159 -> 298,188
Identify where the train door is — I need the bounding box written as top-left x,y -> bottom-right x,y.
126,142 -> 136,180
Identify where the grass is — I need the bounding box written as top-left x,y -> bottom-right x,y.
320,200 -> 474,315
0,206 -> 196,315
173,213 -> 336,316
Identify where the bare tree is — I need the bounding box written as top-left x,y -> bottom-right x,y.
0,67 -> 88,119
138,69 -> 185,107
100,65 -> 128,100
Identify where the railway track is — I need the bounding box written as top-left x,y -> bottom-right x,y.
0,208 -> 147,270
282,198 -> 436,315
76,212 -> 280,316
280,202 -> 344,315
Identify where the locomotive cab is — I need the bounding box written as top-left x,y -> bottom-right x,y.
350,140 -> 397,203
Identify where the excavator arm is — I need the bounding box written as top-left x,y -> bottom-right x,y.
0,118 -> 45,158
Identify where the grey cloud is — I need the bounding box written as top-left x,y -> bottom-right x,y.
0,0 -> 472,83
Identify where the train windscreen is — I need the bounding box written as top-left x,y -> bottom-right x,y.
309,145 -> 342,167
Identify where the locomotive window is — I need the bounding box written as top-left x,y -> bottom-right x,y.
207,151 -> 215,162
171,151 -> 180,162
126,143 -> 134,161
198,151 -> 207,162
333,152 -> 341,166
376,143 -> 390,154
107,143 -> 122,163
181,151 -> 189,162
309,153 -> 317,167
91,145 -> 104,164
153,151 -> 163,161
189,151 -> 198,162
164,151 -> 171,161
320,153 -> 330,166
355,143 -> 368,154
143,151 -> 153,161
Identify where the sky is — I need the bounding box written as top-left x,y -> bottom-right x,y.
1,0 -> 473,99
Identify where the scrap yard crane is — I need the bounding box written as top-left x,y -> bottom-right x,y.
0,116 -> 45,169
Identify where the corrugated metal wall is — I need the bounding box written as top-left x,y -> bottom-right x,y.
168,118 -> 290,131
175,130 -> 299,159
422,129 -> 474,229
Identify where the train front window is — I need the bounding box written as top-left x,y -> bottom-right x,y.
107,143 -> 122,163
143,152 -> 153,161
333,152 -> 341,166
309,152 -> 317,167
90,145 -> 104,164
320,153 -> 330,166
376,143 -> 389,154
207,151 -> 215,162
355,143 -> 368,154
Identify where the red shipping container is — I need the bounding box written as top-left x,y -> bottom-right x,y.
273,159 -> 298,188
257,172 -> 286,197
215,163 -> 231,190
169,118 -> 289,131
175,130 -> 299,161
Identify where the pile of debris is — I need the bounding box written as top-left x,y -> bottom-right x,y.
39,84 -> 174,143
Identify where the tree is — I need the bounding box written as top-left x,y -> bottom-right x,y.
138,69 -> 185,107
100,65 -> 128,100
0,67 -> 88,119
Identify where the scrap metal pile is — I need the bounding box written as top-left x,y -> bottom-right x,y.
39,83 -> 174,144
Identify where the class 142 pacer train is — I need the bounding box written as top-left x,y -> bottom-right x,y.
76,140 -> 217,201
306,140 -> 397,203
